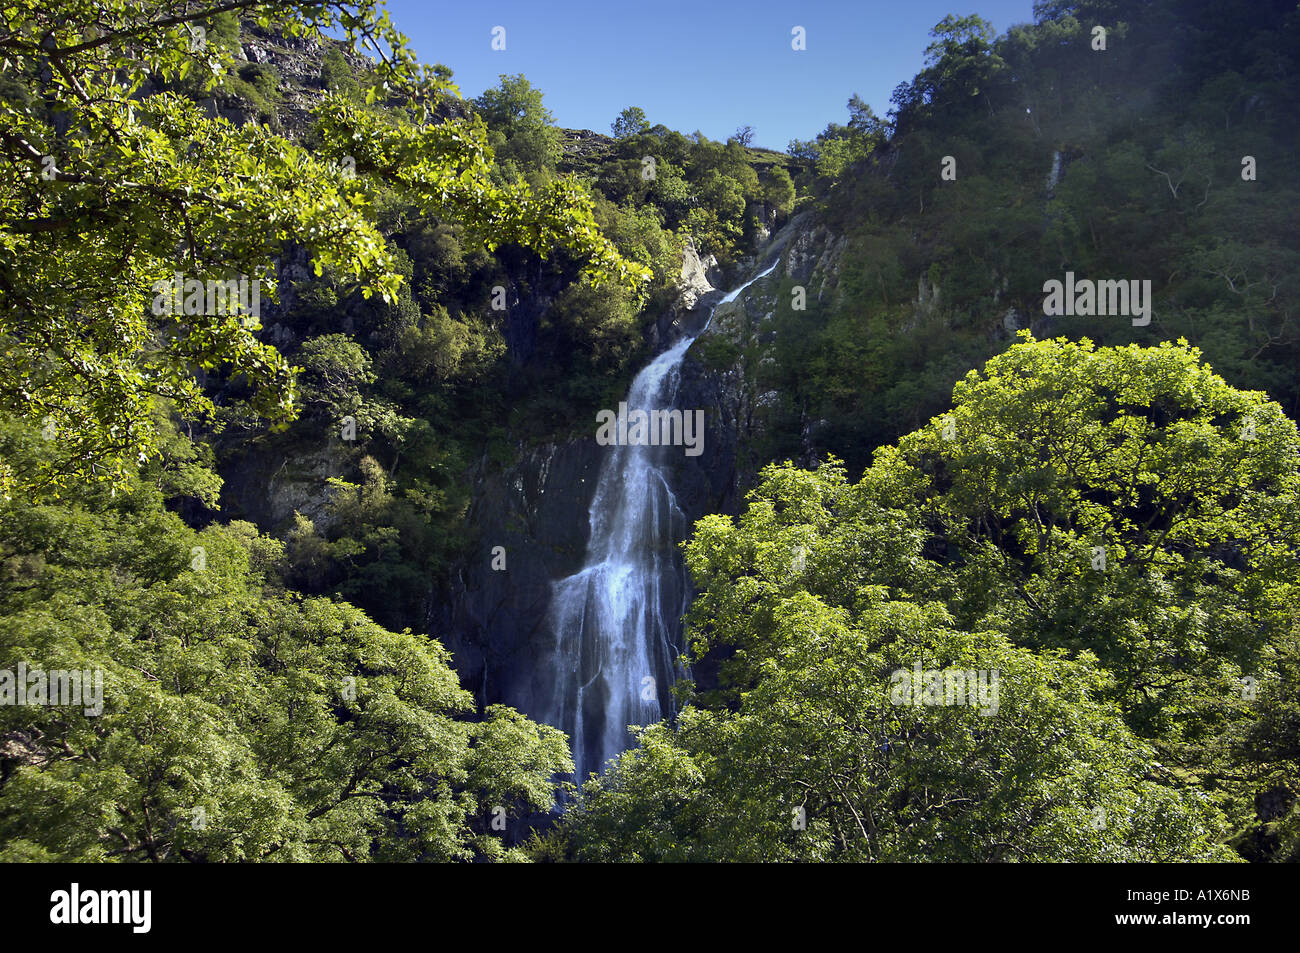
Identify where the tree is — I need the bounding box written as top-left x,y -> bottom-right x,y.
549,453 -> 1235,862
786,138 -> 818,162
846,94 -> 888,144
783,97 -> 883,187
890,14 -> 1007,127
611,106 -> 649,139
298,334 -> 376,414
762,167 -> 796,215
472,73 -> 561,176
869,335 -> 1300,740
733,125 -> 755,147
648,162 -> 692,223
924,13 -> 997,67
548,336 -> 1300,861
0,1 -> 646,497
0,430 -> 572,861
815,135 -> 868,181
295,333 -> 410,441
694,170 -> 746,232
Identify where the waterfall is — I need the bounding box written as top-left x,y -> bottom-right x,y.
538,261 -> 779,783
1047,149 -> 1063,194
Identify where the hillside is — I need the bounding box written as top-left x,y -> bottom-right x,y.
2,0 -> 1298,868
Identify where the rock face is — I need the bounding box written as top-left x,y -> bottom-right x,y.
676,212 -> 841,506
433,439 -> 604,710
218,438 -> 350,533
677,236 -> 717,312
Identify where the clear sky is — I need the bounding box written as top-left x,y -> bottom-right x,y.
383,0 -> 1039,151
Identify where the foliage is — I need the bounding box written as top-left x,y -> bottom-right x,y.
611,106 -> 649,140
549,336 -> 1300,860
767,0 -> 1300,481
0,418 -> 571,861
0,0 -> 645,497
472,73 -> 562,180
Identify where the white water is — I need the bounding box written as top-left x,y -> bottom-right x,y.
538,261 -> 778,782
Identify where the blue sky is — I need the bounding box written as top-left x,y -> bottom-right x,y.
383,0 -> 1039,151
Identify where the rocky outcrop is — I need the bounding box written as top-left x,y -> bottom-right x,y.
675,212 -> 841,508
218,437 -> 351,533
677,236 -> 717,312
432,439 -> 603,711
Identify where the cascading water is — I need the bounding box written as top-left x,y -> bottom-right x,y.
536,261 -> 778,782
